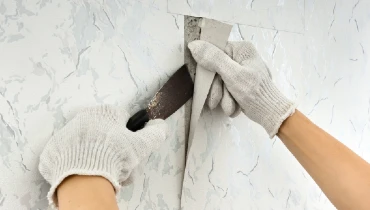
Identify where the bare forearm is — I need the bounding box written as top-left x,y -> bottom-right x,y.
57,175 -> 119,210
278,110 -> 370,210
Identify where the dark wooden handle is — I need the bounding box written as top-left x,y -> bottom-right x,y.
126,109 -> 149,132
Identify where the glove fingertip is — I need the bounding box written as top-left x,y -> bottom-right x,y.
188,40 -> 206,53
207,97 -> 219,110
230,105 -> 242,118
207,75 -> 223,110
221,86 -> 236,116
145,119 -> 168,139
188,40 -> 221,64
221,101 -> 236,116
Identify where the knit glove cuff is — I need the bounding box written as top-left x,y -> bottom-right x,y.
251,78 -> 296,138
41,141 -> 122,207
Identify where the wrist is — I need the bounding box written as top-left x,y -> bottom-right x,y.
57,175 -> 118,210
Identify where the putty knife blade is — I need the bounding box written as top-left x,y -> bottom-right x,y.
127,65 -> 194,131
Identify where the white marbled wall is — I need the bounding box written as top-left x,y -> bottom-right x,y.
0,0 -> 185,209
1,0 -> 370,209
178,0 -> 370,209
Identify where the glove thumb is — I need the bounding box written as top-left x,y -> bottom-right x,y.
188,40 -> 244,83
129,119 -> 168,158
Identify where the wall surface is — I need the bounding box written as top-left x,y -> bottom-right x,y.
169,0 -> 305,33
1,0 -> 370,210
0,0 -> 185,209
177,0 -> 370,209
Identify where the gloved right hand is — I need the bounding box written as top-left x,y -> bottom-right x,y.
188,40 -> 296,138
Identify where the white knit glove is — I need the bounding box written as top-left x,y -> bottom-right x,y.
207,74 -> 242,117
188,40 -> 296,137
38,105 -> 167,207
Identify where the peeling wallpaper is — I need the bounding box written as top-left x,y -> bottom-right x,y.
168,0 -> 305,33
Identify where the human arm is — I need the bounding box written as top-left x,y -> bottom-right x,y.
279,110 -> 370,210
57,175 -> 118,210
188,40 -> 370,210
38,105 -> 167,209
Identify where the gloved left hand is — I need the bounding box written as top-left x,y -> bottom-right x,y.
38,105 -> 167,207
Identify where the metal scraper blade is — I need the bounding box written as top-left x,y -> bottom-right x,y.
146,65 -> 194,119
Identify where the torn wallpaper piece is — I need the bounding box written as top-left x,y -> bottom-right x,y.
168,0 -> 305,33
188,19 -> 233,146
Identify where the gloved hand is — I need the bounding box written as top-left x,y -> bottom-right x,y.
206,74 -> 242,117
39,105 -> 167,207
188,40 -> 296,138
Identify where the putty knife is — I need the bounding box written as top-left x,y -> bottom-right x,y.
127,65 -> 194,131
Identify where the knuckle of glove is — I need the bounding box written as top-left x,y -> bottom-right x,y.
226,41 -> 260,65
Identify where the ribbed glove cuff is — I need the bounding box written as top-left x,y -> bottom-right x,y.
253,79 -> 296,138
39,141 -> 122,208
